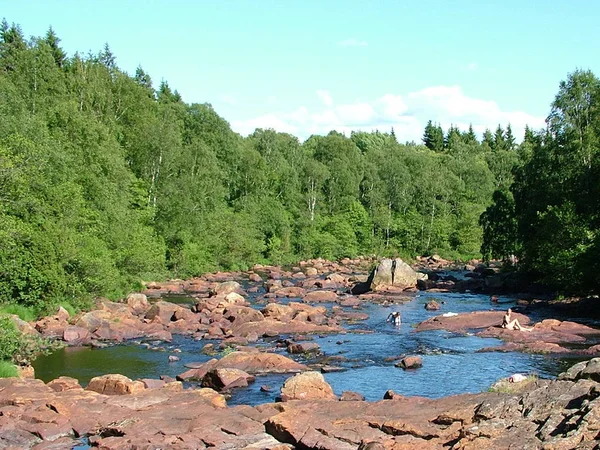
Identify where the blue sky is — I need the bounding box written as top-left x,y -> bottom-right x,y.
3,0 -> 599,142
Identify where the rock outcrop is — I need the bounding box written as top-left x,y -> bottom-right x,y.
177,351 -> 307,381
2,359 -> 600,449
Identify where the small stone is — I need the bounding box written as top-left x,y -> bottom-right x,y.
395,356 -> 423,370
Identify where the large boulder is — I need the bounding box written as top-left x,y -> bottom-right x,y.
369,258 -> 418,291
370,259 -> 394,287
262,303 -> 294,321
144,301 -> 188,323
210,281 -> 244,297
126,293 -> 149,314
392,258 -> 419,287
280,371 -> 337,401
63,325 -> 91,344
86,374 -> 145,395
223,305 -> 265,329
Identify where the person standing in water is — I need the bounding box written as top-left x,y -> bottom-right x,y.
387,311 -> 401,326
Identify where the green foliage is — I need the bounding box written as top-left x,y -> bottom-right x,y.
480,189 -> 518,261
496,69 -> 600,295
0,315 -> 55,365
9,19 -> 593,311
219,345 -> 236,358
0,360 -> 18,378
0,316 -> 22,361
0,303 -> 37,322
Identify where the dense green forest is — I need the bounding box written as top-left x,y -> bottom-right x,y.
0,20 -> 598,313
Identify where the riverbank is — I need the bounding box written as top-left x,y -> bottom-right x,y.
5,257 -> 600,448
1,358 -> 600,449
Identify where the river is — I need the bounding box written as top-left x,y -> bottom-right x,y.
33,280 -> 584,406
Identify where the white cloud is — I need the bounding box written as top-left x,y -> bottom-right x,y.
316,90 -> 333,107
231,114 -> 298,136
220,94 -> 236,105
230,85 -> 546,143
467,62 -> 478,71
335,103 -> 375,125
338,38 -> 368,47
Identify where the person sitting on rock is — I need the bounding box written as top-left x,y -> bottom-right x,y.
387,311 -> 401,326
502,308 -> 532,332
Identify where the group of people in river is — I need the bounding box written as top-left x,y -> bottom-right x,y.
386,307 -> 533,332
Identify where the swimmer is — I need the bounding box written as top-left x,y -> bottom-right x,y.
386,311 -> 401,326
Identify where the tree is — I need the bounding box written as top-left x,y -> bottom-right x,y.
547,69 -> 600,168
422,120 -> 444,152
0,20 -> 26,73
444,124 -> 462,151
98,43 -> 116,71
480,189 -> 518,261
462,123 -> 478,145
505,123 -> 516,150
482,128 -> 494,149
493,125 -> 506,151
44,26 -> 66,68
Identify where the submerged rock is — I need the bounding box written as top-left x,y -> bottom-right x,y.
395,356 -> 423,369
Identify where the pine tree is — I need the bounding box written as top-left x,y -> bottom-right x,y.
0,19 -> 26,72
523,125 -> 535,145
135,65 -> 154,97
44,26 -> 66,68
422,120 -> 444,151
444,124 -> 462,150
482,129 -> 494,149
505,124 -> 516,150
462,123 -> 478,145
99,42 -> 115,70
493,125 -> 506,151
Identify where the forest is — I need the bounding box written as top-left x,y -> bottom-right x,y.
1,20 -> 599,314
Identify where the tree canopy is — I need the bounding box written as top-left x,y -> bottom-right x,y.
1,20 -> 596,313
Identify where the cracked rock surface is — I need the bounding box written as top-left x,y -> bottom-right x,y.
2,358 -> 600,449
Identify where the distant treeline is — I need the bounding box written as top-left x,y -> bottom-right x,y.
0,20 -> 597,312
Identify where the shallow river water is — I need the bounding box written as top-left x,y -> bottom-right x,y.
33,285 -> 585,406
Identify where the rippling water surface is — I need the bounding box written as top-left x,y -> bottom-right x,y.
33,283 -> 585,405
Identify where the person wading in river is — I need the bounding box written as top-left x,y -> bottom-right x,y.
387,311 -> 401,327
501,308 -> 532,332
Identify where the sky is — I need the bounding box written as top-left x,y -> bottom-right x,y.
3,0 -> 599,143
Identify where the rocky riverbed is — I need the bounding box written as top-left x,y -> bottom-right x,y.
4,256 -> 600,448
1,358 -> 600,449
